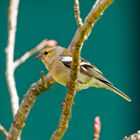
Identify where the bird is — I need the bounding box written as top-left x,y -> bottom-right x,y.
35,45 -> 131,102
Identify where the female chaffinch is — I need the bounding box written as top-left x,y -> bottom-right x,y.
35,45 -> 131,102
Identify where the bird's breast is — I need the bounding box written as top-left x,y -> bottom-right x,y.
49,60 -> 70,86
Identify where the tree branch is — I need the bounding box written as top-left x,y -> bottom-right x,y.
14,40 -> 57,69
7,39 -> 57,140
51,0 -> 112,139
69,0 -> 112,51
6,0 -> 112,139
74,0 -> 83,27
0,124 -> 9,138
94,117 -> 101,140
5,0 -> 20,117
7,73 -> 55,140
123,130 -> 140,140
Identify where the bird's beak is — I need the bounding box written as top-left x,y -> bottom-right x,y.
34,54 -> 43,60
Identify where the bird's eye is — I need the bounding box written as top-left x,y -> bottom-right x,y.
44,51 -> 48,55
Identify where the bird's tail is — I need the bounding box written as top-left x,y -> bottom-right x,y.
105,83 -> 131,102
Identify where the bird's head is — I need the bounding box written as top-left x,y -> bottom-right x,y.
35,45 -> 64,65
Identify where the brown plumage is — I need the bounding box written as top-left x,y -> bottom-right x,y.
35,45 -> 131,102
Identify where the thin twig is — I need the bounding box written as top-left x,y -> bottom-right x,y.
51,0 -> 112,139
74,0 -> 83,27
5,0 -> 20,117
94,117 -> 101,140
7,74 -> 55,140
0,124 -> 9,138
14,40 -> 57,69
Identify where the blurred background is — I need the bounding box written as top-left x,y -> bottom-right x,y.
0,0 -> 140,139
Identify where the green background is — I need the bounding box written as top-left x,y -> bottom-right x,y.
0,0 -> 140,139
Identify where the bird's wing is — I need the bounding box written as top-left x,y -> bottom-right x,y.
80,58 -> 112,85
60,56 -> 112,85
80,58 -> 103,75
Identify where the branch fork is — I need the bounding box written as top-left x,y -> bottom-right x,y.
51,0 -> 112,139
